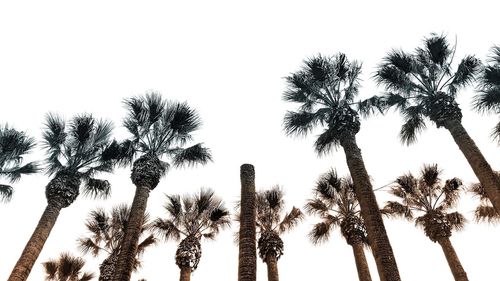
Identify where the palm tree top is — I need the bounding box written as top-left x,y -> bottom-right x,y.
153,188 -> 231,242
42,252 -> 94,281
0,124 -> 39,202
42,113 -> 117,198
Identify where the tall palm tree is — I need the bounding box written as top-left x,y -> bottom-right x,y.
9,114 -> 118,281
42,252 -> 94,281
251,186 -> 303,281
470,173 -> 500,223
372,33 -> 500,214
0,124 -> 39,202
152,188 -> 231,281
112,92 -> 212,281
305,169 -> 372,281
78,205 -> 156,281
238,164 -> 257,281
283,53 -> 400,281
381,164 -> 468,281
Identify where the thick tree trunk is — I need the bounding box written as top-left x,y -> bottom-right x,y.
265,253 -> 279,281
238,164 -> 257,281
99,252 -> 118,281
351,242 -> 372,281
8,201 -> 63,281
179,266 -> 191,281
445,119 -> 500,213
437,238 -> 468,281
340,136 -> 400,281
112,185 -> 150,281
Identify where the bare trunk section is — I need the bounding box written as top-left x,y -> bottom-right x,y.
238,164 -> 257,281
445,119 -> 500,213
437,238 -> 468,281
179,266 -> 191,281
265,253 -> 279,281
112,185 -> 150,281
351,242 -> 372,281
340,136 -> 400,281
8,202 -> 63,281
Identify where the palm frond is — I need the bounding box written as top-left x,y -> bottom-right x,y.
278,206 -> 304,234
82,178 -> 111,199
42,113 -> 66,152
446,211 -> 466,231
474,205 -> 500,223
420,164 -> 440,187
79,272 -> 95,281
283,110 -> 322,137
308,215 -> 340,245
152,218 -> 181,242
399,105 -> 426,145
314,127 -> 340,156
381,201 -> 413,220
171,143 -> 212,168
357,95 -> 386,117
447,55 -> 481,94
42,260 -> 58,280
136,234 -> 157,256
0,184 -> 13,202
423,33 -> 451,66
77,238 -> 102,257
440,177 -> 462,209
164,194 -> 183,221
304,198 -> 329,216
167,101 -> 202,140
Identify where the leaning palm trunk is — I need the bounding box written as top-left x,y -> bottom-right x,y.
351,242 -> 372,281
437,238 -> 468,281
238,164 -> 257,281
179,266 -> 191,281
340,136 -> 400,281
265,253 -> 279,281
8,201 -> 63,281
112,185 -> 150,281
99,252 -> 119,281
444,119 -> 500,213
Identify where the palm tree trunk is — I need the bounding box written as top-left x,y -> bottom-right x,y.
238,164 -> 257,281
437,238 -> 468,281
265,253 -> 279,281
179,266 -> 191,281
444,119 -> 500,213
351,242 -> 373,281
99,252 -> 118,281
8,201 -> 64,281
112,185 -> 150,281
340,136 -> 400,281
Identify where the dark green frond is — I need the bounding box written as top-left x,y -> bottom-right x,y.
42,113 -> 66,151
171,143 -> 212,168
446,211 -> 466,231
0,162 -> 39,183
447,55 -> 481,94
167,101 -> 202,139
314,127 -> 340,155
0,184 -> 13,202
357,95 -> 386,117
423,33 -> 451,66
399,105 -> 426,145
82,178 -> 111,199
375,63 -> 417,94
491,121 -> 500,142
283,110 -> 322,137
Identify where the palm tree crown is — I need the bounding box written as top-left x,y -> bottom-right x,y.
372,33 -> 481,144
42,253 -> 94,281
305,169 -> 368,246
254,186 -> 303,262
153,188 -> 230,272
381,164 -> 466,242
0,124 -> 38,202
42,113 -> 118,206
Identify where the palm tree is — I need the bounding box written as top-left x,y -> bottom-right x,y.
78,205 -> 156,281
305,169 -> 372,281
9,114 -> 119,281
283,53 -> 400,281
42,252 -> 94,281
372,33 -> 500,214
112,92 -> 212,281
0,124 -> 39,202
238,164 -> 257,281
470,172 -> 500,223
254,186 -> 303,281
381,164 -> 468,281
152,188 -> 231,281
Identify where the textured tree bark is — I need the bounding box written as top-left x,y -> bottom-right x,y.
238,164 -> 257,281
265,253 -> 279,281
8,201 -> 63,281
351,242 -> 373,281
340,136 -> 400,281
99,252 -> 118,281
445,119 -> 500,213
437,238 -> 468,281
112,185 -> 150,281
179,266 -> 191,281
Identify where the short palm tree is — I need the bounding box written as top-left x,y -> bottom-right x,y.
152,188 -> 231,281
112,92 -> 212,281
252,186 -> 303,281
381,164 -> 468,281
42,252 -> 94,281
373,33 -> 500,214
78,205 -> 156,281
283,53 -> 400,280
305,169 -> 372,281
9,113 -> 119,281
0,124 -> 38,202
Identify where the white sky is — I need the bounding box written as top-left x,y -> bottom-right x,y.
1,1 -> 500,280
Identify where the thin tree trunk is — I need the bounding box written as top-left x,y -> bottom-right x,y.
437,238 -> 468,281
351,242 -> 373,281
112,185 -> 150,281
179,266 -> 191,281
8,201 -> 63,281
445,119 -> 500,213
340,136 -> 400,281
238,164 -> 257,281
265,253 -> 279,281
